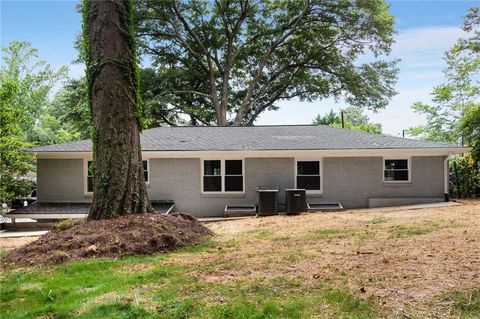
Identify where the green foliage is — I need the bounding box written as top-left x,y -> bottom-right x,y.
49,78 -> 92,140
313,106 -> 382,134
0,41 -> 76,204
135,0 -> 398,125
450,154 -> 480,198
409,8 -> 479,147
55,219 -> 76,231
408,8 -> 480,197
461,104 -> 480,161
0,75 -> 35,204
1,41 -> 68,145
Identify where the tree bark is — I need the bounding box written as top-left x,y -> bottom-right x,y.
84,0 -> 153,219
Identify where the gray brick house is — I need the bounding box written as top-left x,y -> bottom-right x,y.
28,125 -> 468,217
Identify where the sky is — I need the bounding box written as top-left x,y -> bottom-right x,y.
0,0 -> 477,136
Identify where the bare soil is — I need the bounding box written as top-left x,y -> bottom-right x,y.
0,236 -> 38,252
3,213 -> 212,267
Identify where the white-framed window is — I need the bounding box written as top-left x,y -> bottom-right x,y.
295,159 -> 322,193
84,159 -> 149,194
201,159 -> 244,193
86,160 -> 94,194
143,159 -> 150,183
383,158 -> 410,182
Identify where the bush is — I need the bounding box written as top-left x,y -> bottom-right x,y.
450,154 -> 480,198
55,219 -> 75,231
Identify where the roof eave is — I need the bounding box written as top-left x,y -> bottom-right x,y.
32,147 -> 471,159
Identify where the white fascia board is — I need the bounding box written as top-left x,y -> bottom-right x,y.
35,147 -> 470,159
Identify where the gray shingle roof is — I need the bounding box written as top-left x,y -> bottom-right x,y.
28,125 -> 463,152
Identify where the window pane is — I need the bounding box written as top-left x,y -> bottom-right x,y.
204,160 -> 221,176
297,161 -> 319,175
385,160 -> 408,170
297,176 -> 320,190
203,176 -> 221,191
143,160 -> 148,170
87,176 -> 94,192
225,176 -> 243,191
384,170 -> 408,181
226,160 -> 242,175
144,171 -> 149,182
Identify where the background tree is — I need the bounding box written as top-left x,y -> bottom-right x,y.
0,77 -> 35,206
409,8 -> 479,197
48,78 -> 92,140
409,8 -> 479,145
313,106 -> 382,134
136,0 -> 398,126
0,41 -> 75,146
83,0 -> 153,219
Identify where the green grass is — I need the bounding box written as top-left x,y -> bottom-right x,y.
366,216 -> 390,224
443,288 -> 480,318
390,220 -> 464,238
0,243 -> 382,319
306,228 -> 357,241
390,222 -> 442,238
303,228 -> 375,243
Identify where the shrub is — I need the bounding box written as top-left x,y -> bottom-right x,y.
55,219 -> 75,231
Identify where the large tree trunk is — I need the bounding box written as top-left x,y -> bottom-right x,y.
84,0 -> 153,219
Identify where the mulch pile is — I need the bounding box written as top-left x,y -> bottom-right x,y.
3,213 -> 213,267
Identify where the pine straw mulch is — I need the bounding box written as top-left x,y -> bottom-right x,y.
2,213 -> 213,267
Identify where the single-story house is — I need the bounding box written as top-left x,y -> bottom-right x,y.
26,125 -> 468,217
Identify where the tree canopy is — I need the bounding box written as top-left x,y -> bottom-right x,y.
136,0 -> 398,126
313,106 -> 382,134
0,74 -> 35,204
409,7 -> 479,153
0,41 -> 77,146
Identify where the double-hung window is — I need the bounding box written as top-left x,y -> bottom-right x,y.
202,159 -> 244,193
384,158 -> 410,182
296,160 -> 322,192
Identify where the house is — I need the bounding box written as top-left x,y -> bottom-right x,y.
25,125 -> 468,217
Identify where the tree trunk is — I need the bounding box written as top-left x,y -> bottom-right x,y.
84,0 -> 153,219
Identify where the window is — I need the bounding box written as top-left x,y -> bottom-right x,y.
384,159 -> 410,182
203,160 -> 222,192
85,160 -> 149,193
296,160 -> 321,191
87,160 -> 94,193
143,160 -> 149,183
202,159 -> 244,193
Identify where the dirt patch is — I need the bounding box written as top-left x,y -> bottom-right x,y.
0,237 -> 39,252
3,213 -> 212,267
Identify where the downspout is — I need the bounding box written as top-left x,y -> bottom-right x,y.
444,155 -> 450,202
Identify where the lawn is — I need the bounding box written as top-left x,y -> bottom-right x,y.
1,201 -> 479,318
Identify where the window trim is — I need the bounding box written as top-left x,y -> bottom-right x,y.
143,159 -> 150,184
200,158 -> 245,194
84,159 -> 150,195
383,157 -> 411,183
294,158 -> 323,194
84,159 -> 94,195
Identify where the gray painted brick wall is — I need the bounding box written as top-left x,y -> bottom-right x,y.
37,155 -> 446,216
37,159 -> 89,203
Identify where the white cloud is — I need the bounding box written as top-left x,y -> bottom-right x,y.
392,26 -> 465,55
